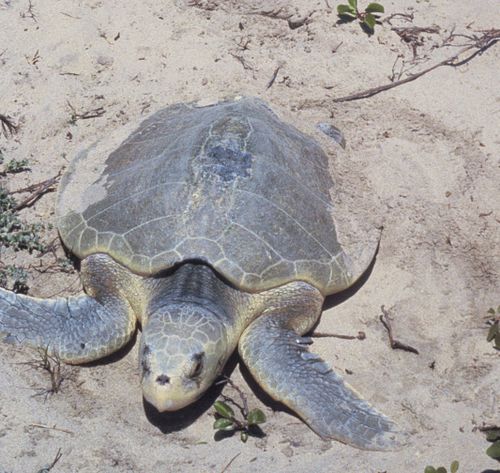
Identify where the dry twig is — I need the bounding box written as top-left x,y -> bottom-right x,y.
20,0 -> 37,22
392,25 -> 441,57
334,29 -> 500,102
229,52 -> 253,71
312,331 -> 366,340
0,114 -> 18,136
379,306 -> 419,354
9,170 -> 62,212
29,423 -> 74,435
22,348 -> 69,399
25,49 -> 41,67
220,453 -> 241,473
67,101 -> 106,122
216,376 -> 249,419
266,64 -> 282,89
36,448 -> 62,473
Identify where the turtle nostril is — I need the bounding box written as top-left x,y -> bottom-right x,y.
156,374 -> 170,385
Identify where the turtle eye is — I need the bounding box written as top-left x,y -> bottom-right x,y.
189,352 -> 204,378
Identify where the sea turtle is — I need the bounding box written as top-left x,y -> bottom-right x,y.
0,97 -> 403,450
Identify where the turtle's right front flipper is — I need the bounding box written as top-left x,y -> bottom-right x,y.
239,302 -> 406,450
0,288 -> 136,363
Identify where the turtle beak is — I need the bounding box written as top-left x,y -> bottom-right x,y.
142,377 -> 195,412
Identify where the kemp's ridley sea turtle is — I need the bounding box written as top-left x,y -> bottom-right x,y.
0,97 -> 404,450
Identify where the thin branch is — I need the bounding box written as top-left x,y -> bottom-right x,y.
0,114 -> 19,136
20,0 -> 37,22
312,331 -> 366,340
266,64 -> 282,89
229,52 -> 254,71
220,453 -> 241,473
10,170 -> 62,212
474,423 -> 500,433
334,29 -> 499,103
67,101 -> 106,122
379,306 -> 419,354
29,423 -> 74,435
36,448 -> 62,473
216,376 -> 249,418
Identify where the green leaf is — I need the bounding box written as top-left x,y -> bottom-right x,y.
348,0 -> 357,9
495,332 -> 500,349
487,307 -> 496,315
436,468 -> 447,473
486,429 -> 500,442
486,440 -> 500,459
363,12 -> 376,30
487,322 -> 498,342
240,431 -> 248,443
337,4 -> 357,17
365,2 -> 385,13
213,418 -> 235,431
214,401 -> 235,419
450,460 -> 459,473
247,408 -> 266,425
424,467 -> 437,473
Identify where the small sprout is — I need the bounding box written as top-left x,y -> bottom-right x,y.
212,378 -> 266,442
337,1 -> 385,34
213,417 -> 234,431
486,441 -> 500,460
214,400 -> 235,419
424,461 -> 459,473
247,408 -> 266,426
483,427 -> 500,461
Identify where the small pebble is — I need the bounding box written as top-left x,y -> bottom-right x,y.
97,55 -> 114,66
281,446 -> 294,458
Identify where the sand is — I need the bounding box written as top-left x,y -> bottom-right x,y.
0,0 -> 499,471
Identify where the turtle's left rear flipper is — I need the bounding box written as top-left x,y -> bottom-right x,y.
238,315 -> 406,451
0,288 -> 136,363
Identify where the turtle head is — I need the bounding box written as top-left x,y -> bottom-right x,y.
140,302 -> 229,411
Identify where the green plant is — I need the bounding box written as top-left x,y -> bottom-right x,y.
337,0 -> 384,33
484,427 -> 500,461
212,378 -> 266,442
424,460 -> 459,473
3,158 -> 30,174
0,186 -> 45,253
486,306 -> 500,350
0,264 -> 28,293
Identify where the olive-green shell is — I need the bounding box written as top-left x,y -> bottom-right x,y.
57,98 -> 355,294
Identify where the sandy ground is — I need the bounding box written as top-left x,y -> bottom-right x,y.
0,0 -> 499,472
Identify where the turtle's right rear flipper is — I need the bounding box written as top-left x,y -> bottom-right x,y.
239,315 -> 406,450
0,288 -> 135,363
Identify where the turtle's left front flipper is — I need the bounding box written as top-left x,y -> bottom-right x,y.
0,288 -> 136,363
239,307 -> 406,451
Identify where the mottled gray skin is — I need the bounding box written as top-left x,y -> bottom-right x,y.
0,98 -> 403,450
